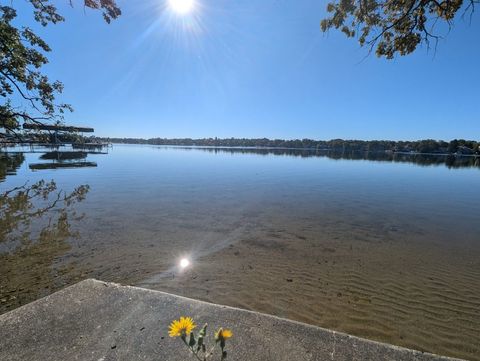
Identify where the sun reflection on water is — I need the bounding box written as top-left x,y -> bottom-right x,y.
179,257 -> 191,269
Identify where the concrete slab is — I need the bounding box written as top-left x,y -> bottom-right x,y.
0,279 -> 463,361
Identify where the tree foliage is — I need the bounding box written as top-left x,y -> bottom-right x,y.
320,0 -> 478,58
0,1 -> 120,138
94,136 -> 480,155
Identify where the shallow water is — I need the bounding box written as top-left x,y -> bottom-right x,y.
1,145 -> 479,360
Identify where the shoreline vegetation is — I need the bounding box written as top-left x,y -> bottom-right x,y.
93,137 -> 480,155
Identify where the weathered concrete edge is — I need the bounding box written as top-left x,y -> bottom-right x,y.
88,280 -> 462,361
0,279 -> 465,361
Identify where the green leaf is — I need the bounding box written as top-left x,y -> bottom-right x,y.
196,323 -> 207,351
198,323 -> 207,338
189,332 -> 196,347
196,335 -> 203,350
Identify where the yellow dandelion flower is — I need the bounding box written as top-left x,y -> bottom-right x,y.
215,328 -> 233,340
221,329 -> 233,339
168,316 -> 196,337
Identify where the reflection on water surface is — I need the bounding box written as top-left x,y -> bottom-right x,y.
0,174 -> 89,312
189,146 -> 480,168
0,145 -> 479,360
0,153 -> 25,182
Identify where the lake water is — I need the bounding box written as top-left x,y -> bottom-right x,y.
1,145 -> 479,360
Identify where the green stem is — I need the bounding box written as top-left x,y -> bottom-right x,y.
206,344 -> 216,360
181,337 -> 204,361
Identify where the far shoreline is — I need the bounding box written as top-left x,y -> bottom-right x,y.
109,143 -> 480,157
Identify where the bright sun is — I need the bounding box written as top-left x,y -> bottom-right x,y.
168,0 -> 195,14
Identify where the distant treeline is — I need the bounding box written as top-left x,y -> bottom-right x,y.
93,137 -> 480,155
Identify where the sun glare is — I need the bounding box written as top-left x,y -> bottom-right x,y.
168,0 -> 195,14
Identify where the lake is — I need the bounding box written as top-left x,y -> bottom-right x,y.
1,145 -> 479,360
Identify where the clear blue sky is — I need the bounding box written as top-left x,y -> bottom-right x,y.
15,0 -> 480,140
